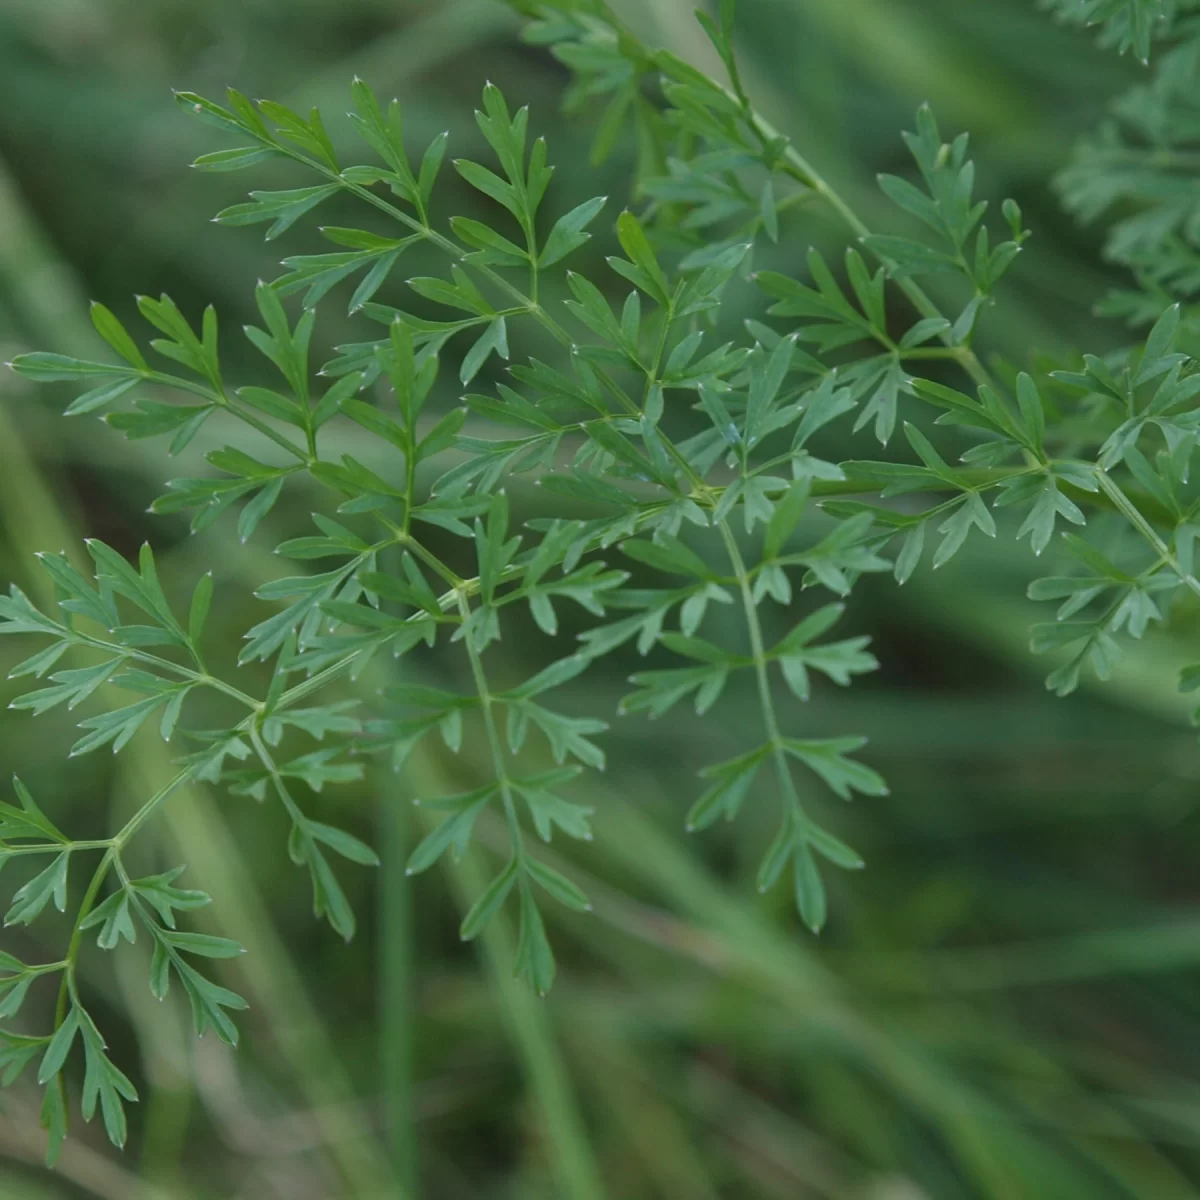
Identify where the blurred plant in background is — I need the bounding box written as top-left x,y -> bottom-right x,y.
1,1 -> 1200,1198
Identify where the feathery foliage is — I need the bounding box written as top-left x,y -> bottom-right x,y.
4,0 -> 1200,1166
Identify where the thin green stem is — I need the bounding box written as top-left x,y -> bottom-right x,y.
525,210 -> 540,307
72,633 -> 260,709
222,404 -> 311,464
716,524 -> 779,744
49,765 -> 199,1035
145,371 -> 310,463
454,591 -> 524,859
247,725 -> 306,824
3,840 -> 109,856
374,513 -> 463,589
270,655 -> 361,712
53,850 -> 115,1025
407,534 -> 465,589
1095,470 -> 1200,600
716,521 -> 814,894
441,596 -> 604,1200
112,766 -> 200,849
19,961 -> 69,978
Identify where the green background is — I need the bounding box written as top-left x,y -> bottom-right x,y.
2,1 -> 1199,1197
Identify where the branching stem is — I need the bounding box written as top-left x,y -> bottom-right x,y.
1096,470 -> 1200,600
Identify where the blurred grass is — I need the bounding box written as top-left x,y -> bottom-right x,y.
2,0 -> 1200,1197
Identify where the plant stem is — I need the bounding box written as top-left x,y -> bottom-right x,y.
717,520 -> 805,840
444,599 -> 603,1199
112,766 -> 198,848
145,371 -> 311,463
53,852 -> 114,1024
247,725 -> 306,824
1095,470 -> 1200,600
454,591 -> 524,859
717,524 -> 781,746
47,766 -> 198,1049
73,634 -> 260,709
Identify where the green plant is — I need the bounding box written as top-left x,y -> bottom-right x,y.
4,0 -> 1200,1169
